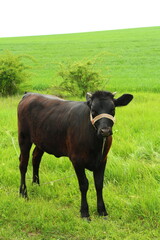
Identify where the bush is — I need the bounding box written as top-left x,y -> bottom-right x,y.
54,59 -> 107,97
0,51 -> 31,96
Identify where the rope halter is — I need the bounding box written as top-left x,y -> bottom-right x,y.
90,113 -> 115,128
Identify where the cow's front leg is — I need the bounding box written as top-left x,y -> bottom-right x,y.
74,166 -> 90,219
93,161 -> 107,216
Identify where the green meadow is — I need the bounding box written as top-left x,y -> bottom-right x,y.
0,27 -> 160,239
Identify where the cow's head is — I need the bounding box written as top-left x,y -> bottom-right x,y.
86,91 -> 133,138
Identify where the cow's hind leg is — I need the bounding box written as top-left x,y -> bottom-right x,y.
19,136 -> 32,199
32,146 -> 44,184
73,166 -> 90,219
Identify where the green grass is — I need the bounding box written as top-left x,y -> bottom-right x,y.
0,27 -> 160,239
0,26 -> 160,92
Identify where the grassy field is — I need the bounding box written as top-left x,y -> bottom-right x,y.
0,27 -> 160,239
0,26 -> 160,93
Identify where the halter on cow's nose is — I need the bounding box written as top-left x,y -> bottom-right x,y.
90,113 -> 115,129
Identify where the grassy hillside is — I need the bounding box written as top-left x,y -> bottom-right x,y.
0,26 -> 160,92
0,92 -> 159,240
0,27 -> 160,239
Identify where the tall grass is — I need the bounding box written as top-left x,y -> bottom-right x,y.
0,27 -> 160,239
0,92 -> 159,239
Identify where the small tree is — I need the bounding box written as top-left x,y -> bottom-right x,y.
56,59 -> 107,97
0,51 -> 30,96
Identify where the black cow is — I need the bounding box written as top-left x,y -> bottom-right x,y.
18,91 -> 133,219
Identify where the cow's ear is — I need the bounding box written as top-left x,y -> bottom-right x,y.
86,92 -> 92,107
114,94 -> 133,107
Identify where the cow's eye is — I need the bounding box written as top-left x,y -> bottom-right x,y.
92,110 -> 97,117
111,109 -> 115,115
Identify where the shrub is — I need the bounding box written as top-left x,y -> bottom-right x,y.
0,51 -> 31,96
54,59 -> 107,97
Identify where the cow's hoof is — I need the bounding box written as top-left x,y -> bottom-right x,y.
19,188 -> 28,199
82,216 -> 91,222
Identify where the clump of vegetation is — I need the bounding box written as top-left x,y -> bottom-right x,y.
0,51 -> 31,96
53,58 -> 107,97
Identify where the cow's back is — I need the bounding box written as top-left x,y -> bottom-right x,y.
18,93 -> 92,158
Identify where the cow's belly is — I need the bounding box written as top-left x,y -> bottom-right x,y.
31,132 -> 68,158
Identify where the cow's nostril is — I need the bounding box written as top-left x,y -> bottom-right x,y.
100,128 -> 112,137
100,129 -> 105,134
